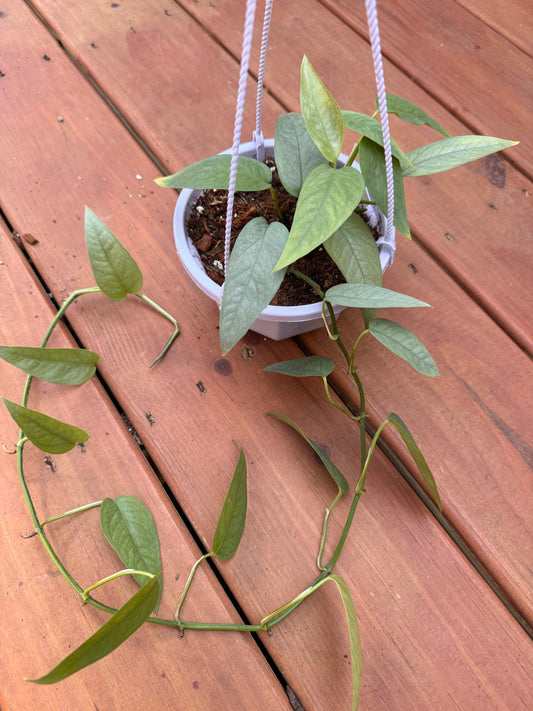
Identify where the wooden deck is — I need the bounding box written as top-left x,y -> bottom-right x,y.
1,1 -> 531,709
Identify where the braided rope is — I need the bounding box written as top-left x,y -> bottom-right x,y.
365,0 -> 396,263
224,0 -> 257,276
254,0 -> 274,161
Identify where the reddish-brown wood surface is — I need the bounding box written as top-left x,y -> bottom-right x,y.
1,1 -> 532,710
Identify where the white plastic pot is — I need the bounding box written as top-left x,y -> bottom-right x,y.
173,139 -> 394,341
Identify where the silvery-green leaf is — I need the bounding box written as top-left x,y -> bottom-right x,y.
324,213 -> 382,286
85,208 -> 143,301
300,56 -> 344,163
267,411 -> 348,493
0,346 -> 99,386
274,113 -> 328,197
342,111 -> 410,166
2,398 -> 88,454
274,164 -> 364,271
379,95 -> 451,137
387,413 -> 442,510
264,355 -> 334,378
359,137 -> 410,237
155,155 -> 272,191
368,318 -> 439,376
403,136 -> 518,177
212,443 -> 247,561
28,574 -> 160,684
325,284 -> 431,309
100,496 -> 162,612
220,219 -> 288,355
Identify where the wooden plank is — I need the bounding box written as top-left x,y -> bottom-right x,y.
34,0 -> 533,354
0,226 -> 292,710
1,3 -> 532,709
453,0 -> 533,57
323,0 -> 533,173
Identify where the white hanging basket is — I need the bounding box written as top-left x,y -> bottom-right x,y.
172,139 -> 394,341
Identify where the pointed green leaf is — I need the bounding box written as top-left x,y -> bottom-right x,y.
325,284 -> 431,309
155,155 -> 272,191
274,164 -> 365,271
368,318 -> 439,376
359,137 -> 410,237
387,413 -> 442,510
274,113 -> 328,197
379,95 -> 451,137
220,219 -> 289,354
212,443 -> 247,561
267,411 -> 348,494
28,573 -> 160,684
264,355 -> 334,378
300,56 -> 344,163
324,212 -> 382,287
2,398 -> 88,454
0,346 -> 99,385
403,136 -> 518,177
100,496 -> 162,612
85,208 -> 143,301
328,574 -> 362,710
342,111 -> 410,165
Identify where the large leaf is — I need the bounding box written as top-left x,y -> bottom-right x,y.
324,212 -> 382,287
212,444 -> 247,561
2,398 -> 88,454
342,111 -> 410,165
403,136 -> 518,177
358,137 -> 410,237
274,164 -> 365,271
368,318 -> 439,377
274,113 -> 328,197
267,411 -> 348,494
28,574 -> 160,684
219,219 -> 289,354
264,355 -> 334,378
0,346 -> 99,385
329,574 -> 362,711
387,413 -> 442,510
85,208 -> 143,301
325,284 -> 431,309
100,496 -> 162,612
300,56 -> 344,163
379,95 -> 451,137
155,155 -> 272,191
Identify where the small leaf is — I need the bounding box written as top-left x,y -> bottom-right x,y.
300,56 -> 344,163
380,95 -> 451,137
220,219 -> 289,355
325,284 -> 431,309
387,413 -> 442,510
0,346 -> 99,385
359,137 -> 410,237
267,411 -> 348,494
324,213 -> 382,287
212,443 -> 247,561
100,496 -> 162,612
2,398 -> 88,454
85,208 -> 143,301
342,111 -> 410,165
274,113 -> 328,197
28,574 -> 160,684
328,574 -> 362,711
368,318 -> 439,376
403,136 -> 518,177
155,155 -> 272,191
274,164 -> 365,271
264,355 -> 334,378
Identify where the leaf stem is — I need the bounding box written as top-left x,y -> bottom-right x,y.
82,569 -> 155,602
317,490 -> 343,570
175,552 -> 213,624
134,293 -> 180,366
269,186 -> 285,222
41,501 -> 103,527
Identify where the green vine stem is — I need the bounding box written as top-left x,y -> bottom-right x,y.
41,501 -> 103,528
82,569 -> 155,602
175,552 -> 213,624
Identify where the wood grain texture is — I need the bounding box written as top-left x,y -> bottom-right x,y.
0,226 -> 292,711
454,0 -> 533,56
1,1 -> 532,710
